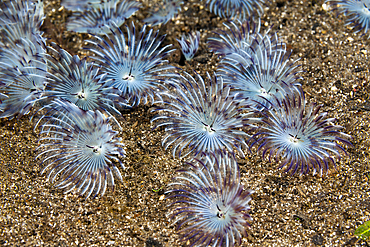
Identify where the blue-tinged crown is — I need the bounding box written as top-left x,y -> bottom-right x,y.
0,37 -> 47,119
0,0 -> 45,46
144,0 -> 184,26
66,0 -> 141,35
217,35 -> 302,110
166,153 -> 253,246
206,0 -> 265,20
326,0 -> 370,38
85,22 -> 175,106
250,93 -> 352,176
177,31 -> 200,61
61,0 -> 102,11
40,43 -> 127,127
37,99 -> 126,199
152,71 -> 260,159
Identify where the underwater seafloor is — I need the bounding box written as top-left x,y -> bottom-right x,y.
0,0 -> 369,246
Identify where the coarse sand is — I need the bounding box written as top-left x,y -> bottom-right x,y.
0,0 -> 369,246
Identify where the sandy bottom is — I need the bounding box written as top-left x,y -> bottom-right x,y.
0,0 -> 369,246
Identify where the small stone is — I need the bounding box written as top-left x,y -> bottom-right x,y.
312,234 -> 324,246
322,3 -> 330,11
